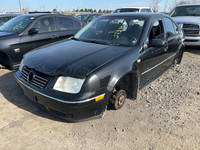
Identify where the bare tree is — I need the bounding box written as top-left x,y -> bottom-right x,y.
163,0 -> 168,13
150,0 -> 163,12
171,0 -> 200,9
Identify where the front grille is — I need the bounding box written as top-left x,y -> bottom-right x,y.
21,66 -> 49,88
182,23 -> 200,36
184,30 -> 199,35
183,24 -> 199,29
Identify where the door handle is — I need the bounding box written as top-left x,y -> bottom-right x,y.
51,34 -> 57,39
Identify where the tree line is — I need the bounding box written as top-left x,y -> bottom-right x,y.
73,8 -> 113,13
151,0 -> 200,13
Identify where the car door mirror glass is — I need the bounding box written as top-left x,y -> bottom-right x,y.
149,39 -> 165,47
28,28 -> 38,35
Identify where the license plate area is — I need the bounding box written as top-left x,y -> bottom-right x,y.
23,87 -> 36,102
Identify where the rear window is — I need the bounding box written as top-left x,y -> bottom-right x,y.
113,8 -> 140,13
141,9 -> 151,12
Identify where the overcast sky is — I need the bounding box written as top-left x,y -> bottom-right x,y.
0,0 -> 174,12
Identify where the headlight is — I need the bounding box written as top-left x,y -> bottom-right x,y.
19,58 -> 25,72
53,76 -> 85,94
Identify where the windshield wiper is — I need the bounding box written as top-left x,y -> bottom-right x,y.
71,37 -> 114,46
84,40 -> 113,45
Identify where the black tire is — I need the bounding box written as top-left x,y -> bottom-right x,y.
109,90 -> 127,110
0,53 -> 11,69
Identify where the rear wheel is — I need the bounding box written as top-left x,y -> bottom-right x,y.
109,89 -> 127,110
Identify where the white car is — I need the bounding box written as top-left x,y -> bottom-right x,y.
113,7 -> 153,13
170,4 -> 200,46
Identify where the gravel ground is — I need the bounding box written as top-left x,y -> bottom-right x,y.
0,48 -> 199,150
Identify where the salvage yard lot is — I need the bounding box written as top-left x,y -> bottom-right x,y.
0,49 -> 199,150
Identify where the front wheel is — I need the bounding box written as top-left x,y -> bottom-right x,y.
109,90 -> 127,110
173,49 -> 184,67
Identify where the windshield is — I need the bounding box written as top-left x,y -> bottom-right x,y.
74,17 -> 145,46
0,16 -> 34,33
170,6 -> 200,17
75,14 -> 90,22
113,8 -> 140,13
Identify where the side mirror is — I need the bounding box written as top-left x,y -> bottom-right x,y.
28,28 -> 38,35
149,39 -> 165,47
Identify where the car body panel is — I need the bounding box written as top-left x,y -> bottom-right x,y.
24,40 -> 133,78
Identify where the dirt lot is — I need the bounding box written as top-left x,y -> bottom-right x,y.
0,49 -> 199,150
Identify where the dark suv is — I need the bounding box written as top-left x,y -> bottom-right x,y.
0,13 -> 84,69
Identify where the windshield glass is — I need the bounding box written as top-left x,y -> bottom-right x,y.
75,14 -> 90,22
113,8 -> 140,13
0,16 -> 34,33
170,6 -> 200,17
74,17 -> 145,46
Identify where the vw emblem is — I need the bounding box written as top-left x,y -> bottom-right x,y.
27,71 -> 34,82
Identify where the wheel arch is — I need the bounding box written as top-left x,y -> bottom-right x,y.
107,65 -> 140,100
0,51 -> 12,68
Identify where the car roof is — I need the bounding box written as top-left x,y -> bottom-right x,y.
75,13 -> 101,16
177,3 -> 200,7
116,7 -> 151,9
100,12 -> 167,18
0,13 -> 20,17
17,13 -> 72,18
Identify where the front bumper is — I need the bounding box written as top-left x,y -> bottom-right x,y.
15,71 -> 109,122
184,36 -> 200,46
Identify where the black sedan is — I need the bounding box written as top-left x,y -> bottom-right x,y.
0,14 -> 19,26
0,13 -> 84,69
15,13 -> 184,122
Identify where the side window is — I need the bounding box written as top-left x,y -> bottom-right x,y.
58,17 -> 74,31
32,17 -> 55,33
74,20 -> 81,29
163,18 -> 175,38
147,9 -> 152,12
141,9 -> 151,12
88,15 -> 98,21
149,20 -> 164,42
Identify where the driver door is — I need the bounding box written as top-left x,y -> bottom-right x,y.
139,19 -> 169,87
18,16 -> 58,63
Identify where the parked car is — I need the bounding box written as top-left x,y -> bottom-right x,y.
170,4 -> 200,46
15,13 -> 184,122
0,14 -> 19,26
74,13 -> 101,23
0,13 -> 84,69
113,7 -> 153,13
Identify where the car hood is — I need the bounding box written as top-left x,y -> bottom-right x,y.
172,16 -> 200,24
24,40 -> 133,78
